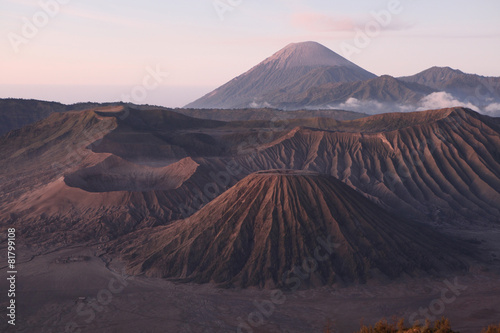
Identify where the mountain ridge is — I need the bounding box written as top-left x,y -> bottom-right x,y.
1,107 -> 498,250
399,66 -> 500,105
262,75 -> 437,109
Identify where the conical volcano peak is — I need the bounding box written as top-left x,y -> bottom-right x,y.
264,41 -> 359,69
185,41 -> 376,108
118,170 -> 469,288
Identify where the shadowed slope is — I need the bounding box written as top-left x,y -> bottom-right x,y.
263,75 -> 436,109
399,66 -> 500,103
237,108 -> 500,224
0,99 -> 68,135
64,155 -> 200,192
118,170 -> 469,288
0,109 -> 238,247
0,110 -> 118,197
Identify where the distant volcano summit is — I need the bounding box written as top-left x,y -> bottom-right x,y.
185,41 -> 376,109
260,41 -> 366,70
118,170 -> 469,288
185,42 -> 500,114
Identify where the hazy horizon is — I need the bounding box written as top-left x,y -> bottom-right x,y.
0,84 -> 214,107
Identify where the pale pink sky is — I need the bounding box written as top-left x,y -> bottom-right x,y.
1,0 -> 499,106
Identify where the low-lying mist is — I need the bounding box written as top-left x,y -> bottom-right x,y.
328,92 -> 500,117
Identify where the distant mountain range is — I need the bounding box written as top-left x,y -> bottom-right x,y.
186,42 -> 500,116
263,75 -> 436,109
399,66 -> 500,102
3,42 -> 498,136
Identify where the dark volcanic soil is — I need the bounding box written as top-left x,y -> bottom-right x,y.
0,245 -> 499,333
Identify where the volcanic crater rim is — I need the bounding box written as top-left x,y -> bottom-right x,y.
253,169 -> 322,176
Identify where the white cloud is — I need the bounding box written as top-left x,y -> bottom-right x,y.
326,93 -> 500,118
417,92 -> 479,112
483,103 -> 500,117
249,101 -> 273,108
333,98 -> 415,114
